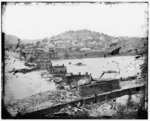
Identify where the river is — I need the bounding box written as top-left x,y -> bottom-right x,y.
5,55 -> 144,102
52,56 -> 144,79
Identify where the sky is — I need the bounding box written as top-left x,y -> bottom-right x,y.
2,2 -> 148,42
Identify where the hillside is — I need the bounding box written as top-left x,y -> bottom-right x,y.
40,29 -> 147,53
4,30 -> 147,59
46,29 -> 114,46
4,33 -> 25,48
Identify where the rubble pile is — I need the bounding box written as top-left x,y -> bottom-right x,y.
5,84 -> 81,115
44,91 -> 144,119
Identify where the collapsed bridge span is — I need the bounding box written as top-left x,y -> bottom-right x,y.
20,85 -> 145,119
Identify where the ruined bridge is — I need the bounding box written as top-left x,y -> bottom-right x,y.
19,85 -> 145,119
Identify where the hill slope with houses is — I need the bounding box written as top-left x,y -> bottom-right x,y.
40,29 -> 147,55
4,30 -> 147,59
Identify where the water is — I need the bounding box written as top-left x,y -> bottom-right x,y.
52,56 -> 144,79
5,56 -> 144,102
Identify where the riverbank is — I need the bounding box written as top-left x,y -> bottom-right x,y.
5,75 -> 144,117
50,53 -> 137,61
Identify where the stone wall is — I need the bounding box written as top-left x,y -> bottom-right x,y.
79,79 -> 120,97
66,72 -> 91,85
51,65 -> 67,74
